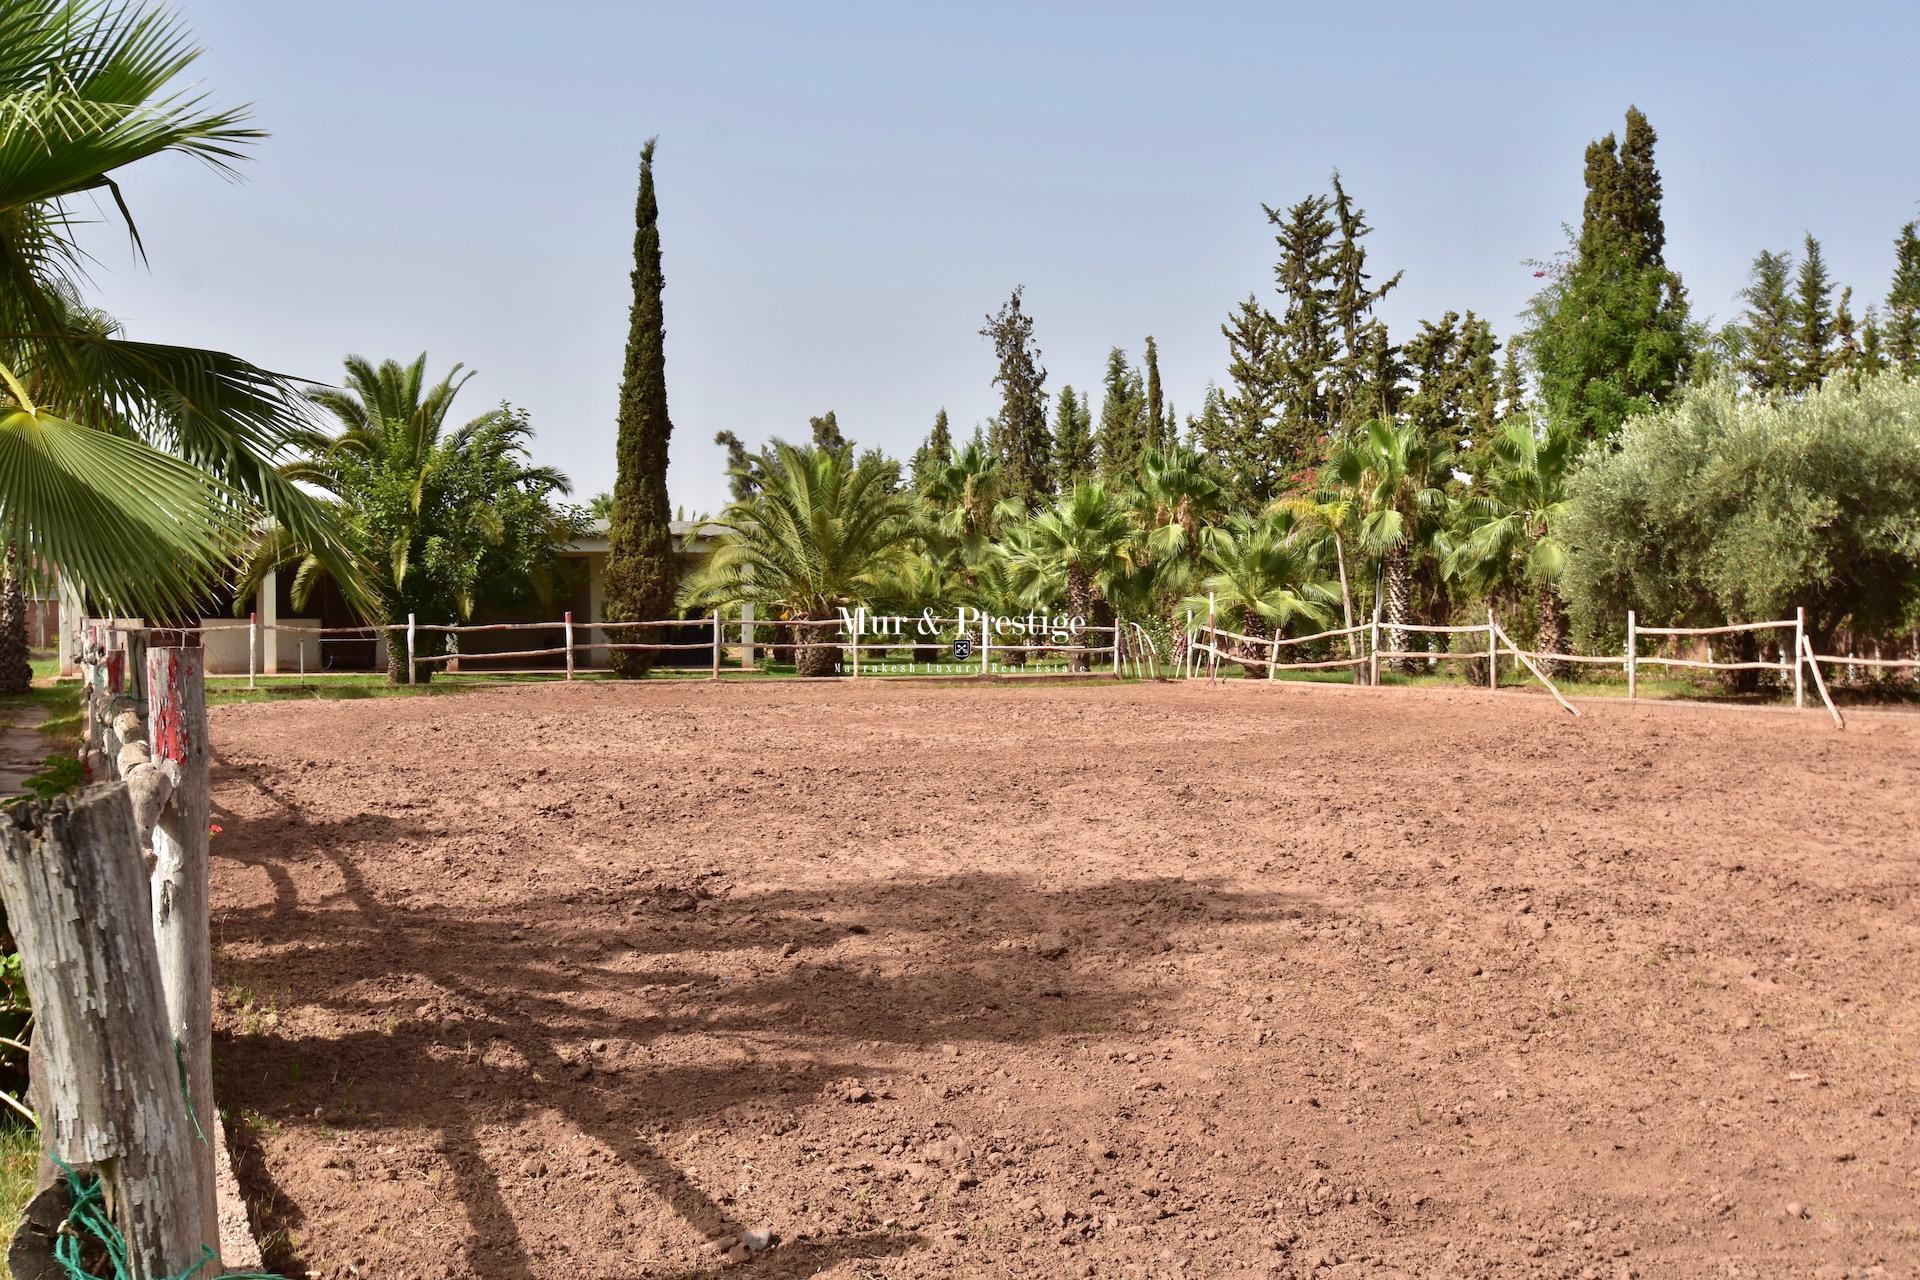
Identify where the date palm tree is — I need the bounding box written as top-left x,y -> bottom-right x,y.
921,438 -> 1023,572
241,355 -> 579,682
1442,417 -> 1575,674
1184,512 -> 1337,677
0,0 -> 364,688
678,441 -> 916,676
1328,419 -> 1453,674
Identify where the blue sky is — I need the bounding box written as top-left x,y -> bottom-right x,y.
81,1 -> 1920,516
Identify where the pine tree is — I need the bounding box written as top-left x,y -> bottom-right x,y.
1143,336 -> 1165,455
1217,298 -> 1285,502
1737,248 -> 1796,393
1191,384 -> 1231,459
1498,341 -> 1526,419
1790,233 -> 1834,391
1887,219 -> 1920,376
809,410 -> 846,451
1461,313 -> 1502,450
1328,172 -> 1403,428
1830,286 -> 1861,378
603,138 -> 675,676
1268,195 -> 1339,473
1525,106 -> 1691,441
912,409 -> 953,491
1095,347 -> 1146,479
714,430 -> 758,502
1860,307 -> 1888,375
979,286 -> 1051,498
1052,386 -> 1094,485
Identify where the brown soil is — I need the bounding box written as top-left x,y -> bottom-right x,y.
206,680 -> 1920,1280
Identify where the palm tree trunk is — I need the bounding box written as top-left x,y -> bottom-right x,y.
1333,533 -> 1356,660
1532,580 -> 1567,680
0,546 -> 32,695
1066,566 -> 1093,672
1238,610 -> 1271,680
1385,543 -> 1413,675
796,617 -> 840,677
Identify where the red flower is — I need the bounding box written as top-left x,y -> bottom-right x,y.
209,823 -> 224,837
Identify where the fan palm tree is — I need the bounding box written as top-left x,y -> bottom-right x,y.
1328,419 -> 1453,674
1442,417 -> 1576,674
1184,512 -> 1337,678
678,441 -> 916,676
1275,490 -> 1361,667
1124,445 -> 1227,670
1006,480 -> 1138,671
242,355 -> 578,682
0,0 -> 365,689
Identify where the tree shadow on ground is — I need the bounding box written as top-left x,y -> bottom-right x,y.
206,755 -> 1333,1277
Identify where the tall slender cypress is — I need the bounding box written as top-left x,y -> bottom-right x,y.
604,138 -> 675,676
1887,220 -> 1920,376
1143,337 -> 1165,455
1789,233 -> 1834,391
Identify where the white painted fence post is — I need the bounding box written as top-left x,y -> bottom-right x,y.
247,610 -> 257,690
1206,592 -> 1218,681
407,613 -> 417,685
145,645 -> 220,1268
1626,609 -> 1637,701
1794,606 -> 1806,709
1184,609 -> 1193,679
1487,608 -> 1497,690
564,611 -> 575,681
849,607 -> 860,679
979,611 -> 990,677
1268,631 -> 1279,681
712,609 -> 722,681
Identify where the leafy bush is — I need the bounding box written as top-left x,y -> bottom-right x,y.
1559,374 -> 1920,648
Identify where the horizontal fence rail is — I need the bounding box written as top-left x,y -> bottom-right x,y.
74,600 -> 1917,727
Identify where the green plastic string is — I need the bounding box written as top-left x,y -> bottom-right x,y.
48,1156 -> 283,1280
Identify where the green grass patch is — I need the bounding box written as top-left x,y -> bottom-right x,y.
0,1121 -> 39,1274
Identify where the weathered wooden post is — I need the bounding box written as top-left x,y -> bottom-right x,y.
406,612 -> 417,686
847,608 -> 859,679
246,611 -> 257,690
564,611 -> 575,682
1626,609 -> 1637,701
1487,608 -> 1497,690
1793,606 -> 1806,710
711,609 -> 722,681
979,612 -> 990,677
143,647 -> 218,1267
0,784 -> 212,1276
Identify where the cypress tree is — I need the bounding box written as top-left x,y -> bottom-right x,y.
1860,307 -> 1888,375
912,409 -> 953,492
1498,342 -> 1526,419
1143,336 -> 1165,455
979,286 -> 1052,498
1052,386 -> 1094,485
1790,233 -> 1834,391
1524,106 -> 1691,440
1887,219 -> 1920,375
1095,347 -> 1146,478
1830,286 -> 1861,378
1737,248 -> 1795,393
603,138 -> 675,676
809,410 -> 846,451
1461,313 -> 1501,450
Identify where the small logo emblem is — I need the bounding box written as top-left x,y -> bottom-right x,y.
952,636 -> 973,662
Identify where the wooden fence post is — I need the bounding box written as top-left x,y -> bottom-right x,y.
143,647 -> 219,1268
406,613 -> 417,686
712,609 -> 722,681
1368,597 -> 1382,689
246,611 -> 257,690
1793,606 -> 1806,709
1626,609 -> 1637,701
848,608 -> 860,679
564,611 -> 575,682
1487,608 -> 1498,690
0,784 -> 212,1277
979,612 -> 989,677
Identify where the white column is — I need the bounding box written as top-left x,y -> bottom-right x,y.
258,568 -> 279,675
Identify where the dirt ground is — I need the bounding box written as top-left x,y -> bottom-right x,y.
204,680 -> 1920,1280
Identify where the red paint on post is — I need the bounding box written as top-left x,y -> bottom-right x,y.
149,649 -> 190,762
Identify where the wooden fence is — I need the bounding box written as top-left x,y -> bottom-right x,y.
1185,596 -> 1872,729
0,645 -> 227,1276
